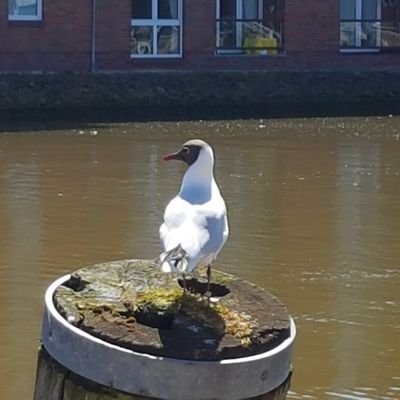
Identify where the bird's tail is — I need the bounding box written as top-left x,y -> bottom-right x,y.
155,244 -> 188,273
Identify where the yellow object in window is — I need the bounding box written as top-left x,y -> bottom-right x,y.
244,37 -> 278,55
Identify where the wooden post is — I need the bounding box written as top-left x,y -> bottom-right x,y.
34,260 -> 295,400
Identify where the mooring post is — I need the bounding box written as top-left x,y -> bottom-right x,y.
33,260 -> 295,400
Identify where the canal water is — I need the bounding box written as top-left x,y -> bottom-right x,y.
0,116 -> 399,400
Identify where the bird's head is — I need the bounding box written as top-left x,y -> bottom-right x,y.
162,139 -> 213,167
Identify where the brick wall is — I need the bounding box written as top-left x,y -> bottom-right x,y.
95,0 -> 131,70
0,0 -> 91,71
1,0 -> 399,72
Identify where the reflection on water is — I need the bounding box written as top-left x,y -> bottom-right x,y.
0,117 -> 399,399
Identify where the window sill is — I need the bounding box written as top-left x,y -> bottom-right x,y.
131,54 -> 182,59
340,48 -> 380,54
8,15 -> 42,21
216,50 -> 286,57
8,18 -> 43,27
340,48 -> 400,54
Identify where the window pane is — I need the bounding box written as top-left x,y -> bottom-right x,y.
158,0 -> 178,19
340,0 -> 357,19
381,0 -> 400,47
131,26 -> 153,54
340,22 -> 357,45
132,0 -> 152,19
361,21 -> 379,45
217,0 -> 283,54
218,20 -> 236,47
157,26 -> 180,54
242,0 -> 260,19
9,0 -> 38,16
220,0 -> 236,18
362,0 -> 378,19
381,22 -> 400,47
382,0 -> 398,20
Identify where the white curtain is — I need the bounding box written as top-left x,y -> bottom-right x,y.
168,0 -> 178,19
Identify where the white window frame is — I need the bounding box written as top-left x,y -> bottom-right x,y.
8,0 -> 42,21
216,0 -> 263,54
131,0 -> 182,58
340,0 -> 382,53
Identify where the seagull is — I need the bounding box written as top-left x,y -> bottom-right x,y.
157,139 -> 229,295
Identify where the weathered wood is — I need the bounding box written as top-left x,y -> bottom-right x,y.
33,347 -> 66,400
54,260 -> 290,361
34,347 -> 292,400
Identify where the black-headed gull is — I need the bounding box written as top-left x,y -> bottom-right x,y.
157,139 -> 229,294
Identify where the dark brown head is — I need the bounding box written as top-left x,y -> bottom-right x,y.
162,139 -> 212,166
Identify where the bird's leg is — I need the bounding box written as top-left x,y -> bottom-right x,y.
206,264 -> 212,298
181,273 -> 188,293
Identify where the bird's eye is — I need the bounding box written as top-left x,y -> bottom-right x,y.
182,146 -> 190,154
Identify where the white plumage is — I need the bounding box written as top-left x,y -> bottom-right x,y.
158,140 -> 229,284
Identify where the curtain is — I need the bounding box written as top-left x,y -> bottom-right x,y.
362,0 -> 378,19
340,0 -> 357,19
9,0 -> 37,15
132,0 -> 151,19
220,0 -> 235,18
243,0 -> 260,19
168,0 -> 178,19
158,0 -> 178,19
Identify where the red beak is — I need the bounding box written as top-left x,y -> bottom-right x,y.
162,153 -> 177,161
162,150 -> 182,161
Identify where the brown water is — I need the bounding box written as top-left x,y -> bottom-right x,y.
0,116 -> 399,400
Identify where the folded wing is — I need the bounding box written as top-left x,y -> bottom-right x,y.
159,196 -> 226,272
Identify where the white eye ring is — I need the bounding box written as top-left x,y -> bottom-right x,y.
182,146 -> 190,154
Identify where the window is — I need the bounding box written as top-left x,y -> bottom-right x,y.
216,0 -> 284,55
340,0 -> 400,51
8,0 -> 42,21
381,0 -> 400,48
131,0 -> 182,57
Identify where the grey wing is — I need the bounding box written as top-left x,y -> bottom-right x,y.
221,213 -> 229,249
201,213 -> 228,257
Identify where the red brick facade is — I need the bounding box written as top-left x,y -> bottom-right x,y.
1,0 -> 400,72
1,1 -> 92,71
